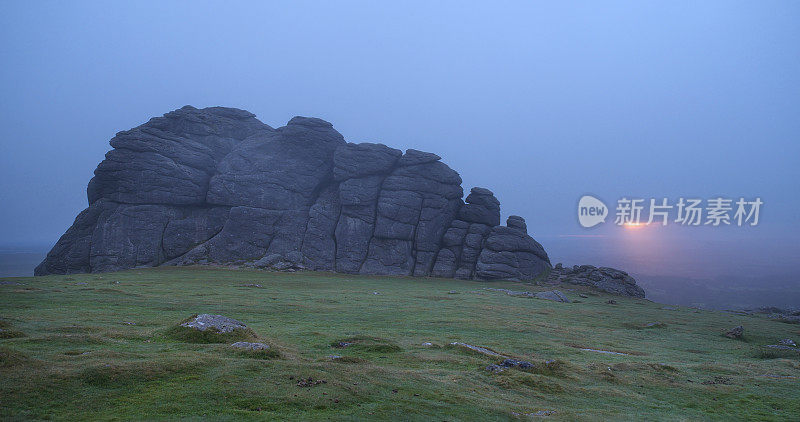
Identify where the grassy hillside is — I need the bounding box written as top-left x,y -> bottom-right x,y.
1,267 -> 798,420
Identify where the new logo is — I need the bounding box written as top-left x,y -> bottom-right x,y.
578,195 -> 608,228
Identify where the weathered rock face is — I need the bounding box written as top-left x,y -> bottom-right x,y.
181,314 -> 248,333
548,264 -> 646,298
36,106 -> 551,281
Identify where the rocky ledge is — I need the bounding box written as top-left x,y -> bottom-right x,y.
36,106 -> 551,282
548,264 -> 646,298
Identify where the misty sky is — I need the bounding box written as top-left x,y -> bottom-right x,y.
1,2 -> 798,288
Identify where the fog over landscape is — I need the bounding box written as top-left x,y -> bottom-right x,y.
1,2 -> 798,309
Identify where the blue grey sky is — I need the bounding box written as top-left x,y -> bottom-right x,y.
1,2 -> 798,290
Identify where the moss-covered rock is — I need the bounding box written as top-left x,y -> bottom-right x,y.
165,314 -> 257,343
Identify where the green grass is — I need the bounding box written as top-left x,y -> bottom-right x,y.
0,266 -> 798,420
0,319 -> 25,339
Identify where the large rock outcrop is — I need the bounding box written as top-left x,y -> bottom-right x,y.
35,106 -> 551,281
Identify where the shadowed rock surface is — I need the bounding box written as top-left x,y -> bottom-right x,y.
548,264 -> 646,298
36,106 -> 553,281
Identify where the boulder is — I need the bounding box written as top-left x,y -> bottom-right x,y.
506,215 -> 527,232
725,325 -> 744,339
230,341 -> 270,350
458,188 -> 500,226
181,314 -> 248,333
535,290 -> 571,303
475,224 -> 550,281
547,264 -> 645,298
499,358 -> 534,369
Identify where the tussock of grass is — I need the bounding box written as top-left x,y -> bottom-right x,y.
49,325 -> 96,334
232,347 -> 281,360
754,348 -> 799,360
231,397 -> 309,413
412,295 -> 455,301
330,356 -> 365,363
47,325 -> 144,341
587,363 -> 621,383
330,335 -> 384,345
611,362 -> 679,373
77,358 -> 205,387
27,334 -> 112,345
0,347 -> 30,367
0,320 -> 25,339
164,324 -> 257,344
623,322 -> 668,329
649,363 -> 679,372
493,372 -> 565,394
360,343 -> 402,353
525,359 -> 569,377
0,329 -> 25,339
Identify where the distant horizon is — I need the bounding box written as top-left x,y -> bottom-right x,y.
3,232 -> 798,309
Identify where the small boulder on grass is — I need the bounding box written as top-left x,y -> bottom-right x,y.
725,325 -> 744,339
181,314 -> 247,333
500,358 -> 534,369
166,314 -> 257,343
535,290 -> 570,303
231,341 -> 269,351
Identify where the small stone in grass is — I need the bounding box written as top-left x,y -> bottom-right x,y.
181,314 -> 247,333
231,341 -> 269,351
725,326 -> 744,339
297,377 -> 326,387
